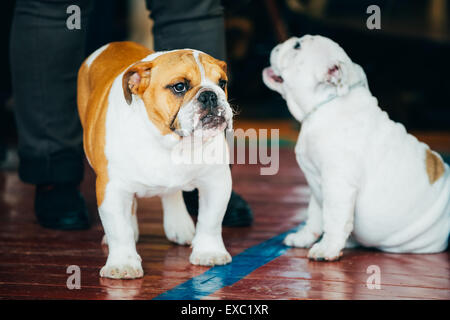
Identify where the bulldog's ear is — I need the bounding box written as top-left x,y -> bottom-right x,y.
122,61 -> 153,105
323,61 -> 349,96
216,60 -> 227,74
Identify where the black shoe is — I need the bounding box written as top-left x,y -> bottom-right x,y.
35,183 -> 91,230
183,190 -> 253,227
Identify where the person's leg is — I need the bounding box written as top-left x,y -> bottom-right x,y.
147,0 -> 226,60
146,0 -> 252,227
10,0 -> 93,229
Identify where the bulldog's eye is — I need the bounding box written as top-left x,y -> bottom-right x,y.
294,41 -> 301,49
218,79 -> 227,90
172,82 -> 187,94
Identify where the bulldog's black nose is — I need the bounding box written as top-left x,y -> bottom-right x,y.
198,91 -> 218,110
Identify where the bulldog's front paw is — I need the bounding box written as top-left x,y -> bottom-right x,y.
164,215 -> 195,245
189,249 -> 232,266
284,229 -> 319,248
100,254 -> 143,279
307,237 -> 344,261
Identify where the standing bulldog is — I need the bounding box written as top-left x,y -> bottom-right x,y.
78,42 -> 233,278
263,35 -> 450,261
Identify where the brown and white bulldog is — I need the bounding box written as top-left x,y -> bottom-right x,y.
77,41 -> 234,279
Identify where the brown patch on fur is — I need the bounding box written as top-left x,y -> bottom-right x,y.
426,149 -> 445,184
77,41 -> 151,206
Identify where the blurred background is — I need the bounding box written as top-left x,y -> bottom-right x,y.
1,0 -> 450,168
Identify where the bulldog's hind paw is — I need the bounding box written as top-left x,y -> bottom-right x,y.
164,216 -> 195,245
189,250 -> 232,266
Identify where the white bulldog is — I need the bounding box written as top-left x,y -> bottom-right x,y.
78,42 -> 233,278
263,35 -> 450,261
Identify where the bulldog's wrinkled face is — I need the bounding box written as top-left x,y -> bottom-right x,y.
123,49 -> 232,139
262,35 -> 356,121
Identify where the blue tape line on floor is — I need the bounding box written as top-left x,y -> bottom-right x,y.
153,224 -> 302,300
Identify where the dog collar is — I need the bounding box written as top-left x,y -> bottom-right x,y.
302,80 -> 366,122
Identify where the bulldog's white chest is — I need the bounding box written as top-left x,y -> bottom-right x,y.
102,95 -> 204,198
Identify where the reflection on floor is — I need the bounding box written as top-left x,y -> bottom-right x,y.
0,125 -> 449,299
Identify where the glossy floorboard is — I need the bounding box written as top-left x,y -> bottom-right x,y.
0,128 -> 449,300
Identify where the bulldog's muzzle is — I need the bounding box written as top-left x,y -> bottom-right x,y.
197,90 -> 226,130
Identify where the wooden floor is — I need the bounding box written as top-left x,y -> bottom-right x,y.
0,127 -> 449,300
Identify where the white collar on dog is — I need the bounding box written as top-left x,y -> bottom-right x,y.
302,80 -> 366,122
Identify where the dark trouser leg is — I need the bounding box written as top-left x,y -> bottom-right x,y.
146,0 -> 226,60
10,0 -> 93,230
146,0 -> 226,214
146,0 -> 252,226
10,0 -> 92,185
